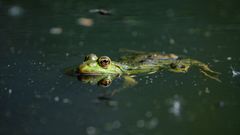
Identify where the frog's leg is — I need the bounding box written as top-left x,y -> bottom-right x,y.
106,75 -> 138,97
191,60 -> 221,82
123,75 -> 138,88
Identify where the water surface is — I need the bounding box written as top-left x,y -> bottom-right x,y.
1,0 -> 240,135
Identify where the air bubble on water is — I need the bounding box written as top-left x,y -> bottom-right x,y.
205,87 -> 210,94
219,101 -> 225,108
198,90 -> 202,96
8,5 -> 24,17
169,38 -> 175,45
166,9 -> 175,18
132,31 -> 138,37
108,100 -> 118,107
126,102 -> 132,107
213,59 -> 220,63
204,31 -> 211,37
77,18 -> 94,27
62,98 -> 71,104
183,48 -> 188,54
146,118 -> 159,129
86,126 -> 96,135
169,100 -> 181,117
65,52 -> 70,57
54,96 -> 60,102
136,120 -> 145,128
8,89 -> 12,94
79,41 -> 84,46
49,27 -> 63,35
35,94 -> 41,98
227,57 -> 232,61
112,120 -> 121,129
145,111 -> 152,118
168,95 -> 182,117
104,123 -> 113,131
9,47 -> 15,54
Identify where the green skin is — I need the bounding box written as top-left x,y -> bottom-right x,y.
74,51 -> 221,86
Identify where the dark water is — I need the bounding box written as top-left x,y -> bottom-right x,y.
1,0 -> 240,135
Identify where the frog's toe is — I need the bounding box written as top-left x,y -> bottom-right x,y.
200,69 -> 221,82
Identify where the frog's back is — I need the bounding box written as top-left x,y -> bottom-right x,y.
119,52 -> 179,65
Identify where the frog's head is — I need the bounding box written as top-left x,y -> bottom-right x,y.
169,62 -> 190,73
78,54 -> 123,75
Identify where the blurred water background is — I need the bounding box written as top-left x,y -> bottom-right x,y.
0,0 -> 240,135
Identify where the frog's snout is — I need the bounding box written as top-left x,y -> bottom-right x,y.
78,64 -> 90,74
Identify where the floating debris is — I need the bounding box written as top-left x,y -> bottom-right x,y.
77,18 -> 94,27
230,66 -> 240,77
49,27 -> 63,35
8,5 -> 24,17
89,9 -> 112,15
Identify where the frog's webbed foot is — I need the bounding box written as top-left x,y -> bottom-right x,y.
194,61 -> 221,82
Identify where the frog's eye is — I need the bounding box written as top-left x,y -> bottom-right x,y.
98,78 -> 112,87
84,54 -> 98,61
98,56 -> 111,68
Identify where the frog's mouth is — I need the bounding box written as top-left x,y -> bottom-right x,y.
78,68 -> 103,76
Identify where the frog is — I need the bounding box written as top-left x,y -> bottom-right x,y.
65,50 -> 221,87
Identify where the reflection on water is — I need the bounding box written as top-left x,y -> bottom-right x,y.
1,0 -> 240,135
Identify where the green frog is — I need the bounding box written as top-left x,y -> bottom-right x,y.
65,50 -> 220,87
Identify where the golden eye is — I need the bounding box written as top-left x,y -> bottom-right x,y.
98,78 -> 112,87
98,56 -> 111,68
84,54 -> 98,61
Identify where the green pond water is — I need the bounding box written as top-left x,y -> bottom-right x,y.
1,0 -> 240,135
